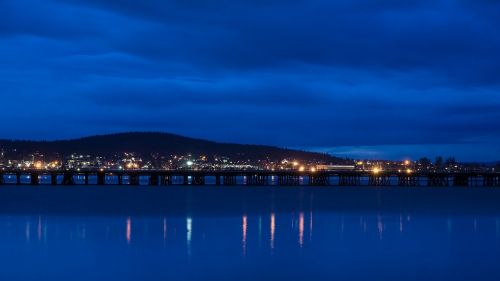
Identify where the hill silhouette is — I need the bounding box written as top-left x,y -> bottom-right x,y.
0,132 -> 343,163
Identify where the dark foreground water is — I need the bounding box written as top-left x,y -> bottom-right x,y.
0,186 -> 500,281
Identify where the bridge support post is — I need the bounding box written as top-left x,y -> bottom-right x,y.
453,174 -> 469,187
247,174 -> 267,186
97,172 -> 105,185
223,175 -> 237,185
278,175 -> 300,186
16,172 -> 21,185
215,175 -> 221,186
130,173 -> 140,186
192,175 -> 205,185
469,175 -> 480,187
160,175 -> 172,186
84,173 -> 90,185
0,173 -> 3,185
339,175 -> 360,186
62,171 -> 75,185
398,175 -> 420,187
51,172 -> 58,185
483,175 -> 500,187
149,173 -> 159,186
368,176 -> 391,186
277,175 -> 283,185
427,174 -> 449,187
309,175 -> 329,186
30,172 -> 40,185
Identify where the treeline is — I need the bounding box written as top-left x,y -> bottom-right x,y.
415,156 -> 498,171
0,132 -> 345,164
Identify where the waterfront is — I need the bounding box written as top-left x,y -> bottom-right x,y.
0,186 -> 500,280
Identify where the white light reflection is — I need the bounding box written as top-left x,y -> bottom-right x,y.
377,215 -> 384,240
187,217 -> 193,256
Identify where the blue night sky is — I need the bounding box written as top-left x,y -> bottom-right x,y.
1,0 -> 499,161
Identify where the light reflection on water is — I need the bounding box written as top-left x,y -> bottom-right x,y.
0,212 -> 499,280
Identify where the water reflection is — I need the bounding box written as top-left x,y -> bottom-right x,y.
298,212 -> 304,247
186,217 -> 192,256
497,218 -> 500,237
163,218 -> 168,241
270,212 -> 275,250
126,217 -> 132,244
37,216 -> 43,242
377,214 -> 384,239
242,215 -> 247,256
25,221 -> 30,242
309,211 -> 313,241
0,213 -> 499,280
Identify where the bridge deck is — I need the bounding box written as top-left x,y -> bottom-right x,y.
0,170 -> 499,187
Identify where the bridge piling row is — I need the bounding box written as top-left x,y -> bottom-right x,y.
0,170 -> 499,188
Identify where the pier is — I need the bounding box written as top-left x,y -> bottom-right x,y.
0,169 -> 499,187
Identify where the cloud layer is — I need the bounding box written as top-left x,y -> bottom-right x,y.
1,0 -> 499,160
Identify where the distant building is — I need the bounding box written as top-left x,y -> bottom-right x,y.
316,165 -> 355,171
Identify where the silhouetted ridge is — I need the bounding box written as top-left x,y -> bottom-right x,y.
0,132 -> 342,163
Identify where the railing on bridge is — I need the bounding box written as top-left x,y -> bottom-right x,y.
0,169 -> 499,187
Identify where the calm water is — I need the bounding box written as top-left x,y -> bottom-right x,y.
0,187 -> 500,280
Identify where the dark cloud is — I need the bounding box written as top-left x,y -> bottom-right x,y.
53,0 -> 500,85
0,0 -> 499,160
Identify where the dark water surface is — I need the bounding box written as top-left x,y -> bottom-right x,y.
0,186 -> 499,281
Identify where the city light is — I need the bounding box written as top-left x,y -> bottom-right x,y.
310,167 -> 316,172
373,167 -> 381,174
186,161 -> 194,167
299,166 -> 305,172
404,160 -> 410,166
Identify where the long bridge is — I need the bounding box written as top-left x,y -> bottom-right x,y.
0,169 -> 499,187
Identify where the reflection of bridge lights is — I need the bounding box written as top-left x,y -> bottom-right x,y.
126,217 -> 131,244
299,212 -> 304,247
186,217 -> 192,245
163,218 -> 167,241
270,213 -> 275,250
242,215 -> 247,256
